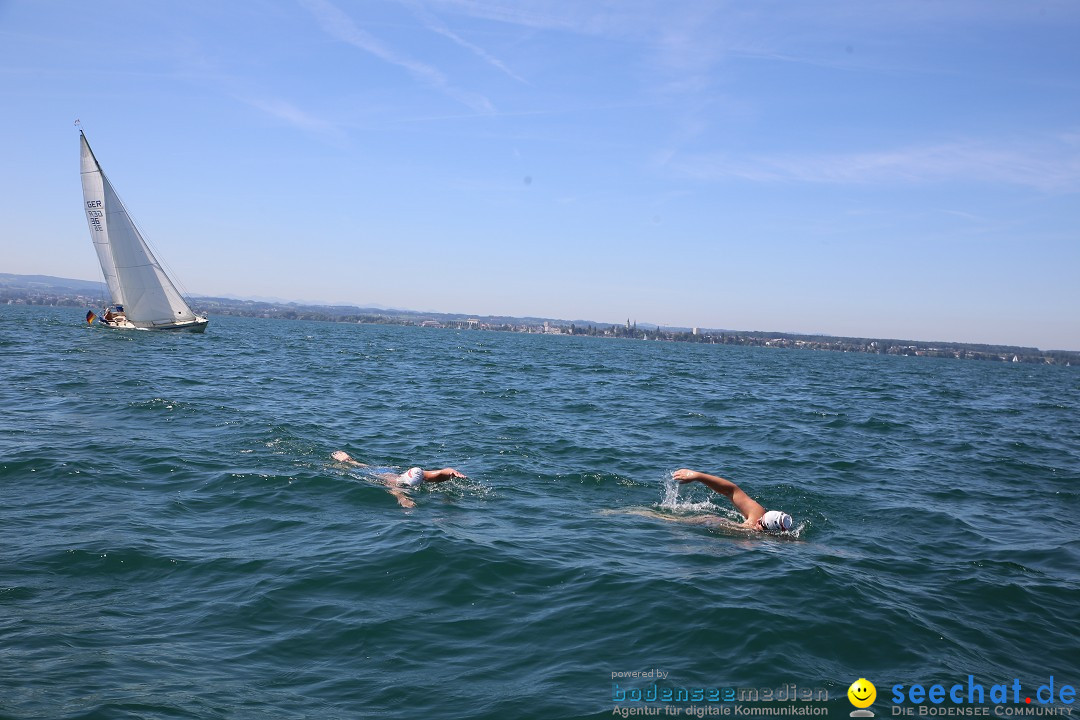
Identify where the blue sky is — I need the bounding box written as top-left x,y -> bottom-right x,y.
2,1 -> 1078,349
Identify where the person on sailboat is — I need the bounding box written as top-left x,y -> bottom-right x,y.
331,451 -> 466,508
671,468 -> 793,533
100,305 -> 128,326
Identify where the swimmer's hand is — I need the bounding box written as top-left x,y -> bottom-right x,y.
332,451 -> 368,468
673,468 -> 702,484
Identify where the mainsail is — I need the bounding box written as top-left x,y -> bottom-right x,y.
80,131 -> 206,330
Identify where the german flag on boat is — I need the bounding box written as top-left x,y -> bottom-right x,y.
86,310 -> 96,325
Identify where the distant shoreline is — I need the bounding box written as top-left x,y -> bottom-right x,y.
3,272 -> 1077,365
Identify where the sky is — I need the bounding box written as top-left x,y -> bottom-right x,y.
1,1 -> 1078,349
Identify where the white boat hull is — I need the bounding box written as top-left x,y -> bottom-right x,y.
99,316 -> 209,333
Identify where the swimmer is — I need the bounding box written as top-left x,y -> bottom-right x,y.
331,451 -> 466,508
673,468 -> 793,533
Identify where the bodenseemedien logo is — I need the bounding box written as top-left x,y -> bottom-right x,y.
848,678 -> 877,717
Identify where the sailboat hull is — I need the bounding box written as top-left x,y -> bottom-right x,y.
154,319 -> 209,333
99,317 -> 209,332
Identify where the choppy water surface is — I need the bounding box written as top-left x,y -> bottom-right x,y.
1,306 -> 1078,719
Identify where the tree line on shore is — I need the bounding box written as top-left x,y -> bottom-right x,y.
5,282 -> 1077,366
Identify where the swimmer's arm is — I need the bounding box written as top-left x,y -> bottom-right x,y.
422,467 -> 467,483
387,486 -> 416,509
331,451 -> 368,468
672,468 -> 765,523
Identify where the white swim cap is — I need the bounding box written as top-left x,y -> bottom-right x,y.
397,467 -> 424,487
760,510 -> 793,533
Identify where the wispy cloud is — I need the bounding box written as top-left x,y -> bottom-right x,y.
666,137 -> 1080,193
300,0 -> 495,113
420,0 -> 580,33
239,95 -> 347,142
404,2 -> 528,84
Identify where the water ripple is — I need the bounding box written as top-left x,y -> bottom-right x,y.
1,307 -> 1077,719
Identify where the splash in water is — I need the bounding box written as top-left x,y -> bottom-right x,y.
658,472 -> 725,515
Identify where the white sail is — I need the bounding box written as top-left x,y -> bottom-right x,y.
80,132 -> 206,330
80,135 -> 123,306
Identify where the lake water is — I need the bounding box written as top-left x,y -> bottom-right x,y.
1,305 -> 1078,719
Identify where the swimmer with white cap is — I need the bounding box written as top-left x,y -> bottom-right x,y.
673,468 -> 793,533
331,451 -> 467,508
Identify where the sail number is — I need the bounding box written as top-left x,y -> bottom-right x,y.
86,200 -> 104,231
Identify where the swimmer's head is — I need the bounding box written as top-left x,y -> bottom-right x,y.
397,467 -> 424,488
759,510 -> 793,533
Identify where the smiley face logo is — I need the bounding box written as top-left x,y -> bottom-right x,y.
848,678 -> 876,709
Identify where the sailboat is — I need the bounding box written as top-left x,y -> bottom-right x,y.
80,129 -> 208,332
